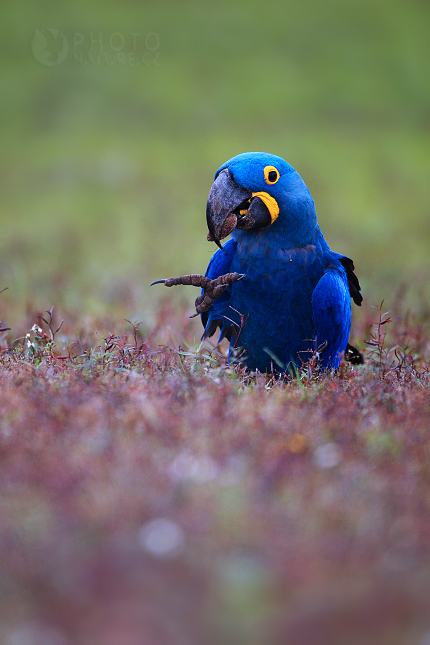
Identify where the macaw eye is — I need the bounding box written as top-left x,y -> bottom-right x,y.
264,165 -> 280,185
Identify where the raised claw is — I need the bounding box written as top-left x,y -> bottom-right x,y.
150,272 -> 245,317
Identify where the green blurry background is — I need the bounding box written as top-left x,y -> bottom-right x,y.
1,0 -> 429,326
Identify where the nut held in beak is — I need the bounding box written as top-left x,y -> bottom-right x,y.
219,212 -> 238,239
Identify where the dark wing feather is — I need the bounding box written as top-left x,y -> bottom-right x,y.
339,256 -> 362,306
345,343 -> 364,364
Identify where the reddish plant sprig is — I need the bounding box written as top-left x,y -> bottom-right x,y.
39,306 -> 64,342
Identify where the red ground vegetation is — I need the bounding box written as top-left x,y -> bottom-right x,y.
0,299 -> 429,644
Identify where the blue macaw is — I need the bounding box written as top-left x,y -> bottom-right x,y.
153,152 -> 362,373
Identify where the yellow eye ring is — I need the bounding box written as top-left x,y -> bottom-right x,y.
264,165 -> 280,185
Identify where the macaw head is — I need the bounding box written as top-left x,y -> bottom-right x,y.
206,152 -> 317,249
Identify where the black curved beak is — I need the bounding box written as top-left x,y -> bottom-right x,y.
206,169 -> 273,249
206,169 -> 251,249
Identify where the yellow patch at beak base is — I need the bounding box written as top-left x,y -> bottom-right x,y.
252,191 -> 280,224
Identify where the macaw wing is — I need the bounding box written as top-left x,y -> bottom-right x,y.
312,267 -> 352,369
333,254 -> 362,306
201,238 -> 238,342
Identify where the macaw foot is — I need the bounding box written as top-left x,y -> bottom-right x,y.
150,272 -> 245,317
